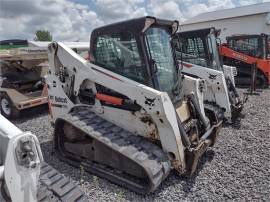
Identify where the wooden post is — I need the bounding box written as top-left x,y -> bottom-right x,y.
250,63 -> 257,93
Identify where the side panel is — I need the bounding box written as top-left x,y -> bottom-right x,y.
181,62 -> 232,120
182,75 -> 208,122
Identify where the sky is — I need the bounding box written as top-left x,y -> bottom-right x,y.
0,0 -> 269,41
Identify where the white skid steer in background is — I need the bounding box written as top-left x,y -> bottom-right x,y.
173,27 -> 247,122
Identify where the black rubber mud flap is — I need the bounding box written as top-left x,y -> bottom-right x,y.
185,140 -> 212,175
185,120 -> 222,174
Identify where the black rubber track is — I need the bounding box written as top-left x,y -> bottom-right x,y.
38,162 -> 88,202
53,108 -> 171,194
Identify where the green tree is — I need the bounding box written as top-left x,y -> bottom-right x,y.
34,30 -> 52,41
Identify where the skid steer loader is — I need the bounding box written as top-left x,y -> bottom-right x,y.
45,16 -> 222,194
173,27 -> 246,122
0,114 -> 87,202
220,34 -> 270,87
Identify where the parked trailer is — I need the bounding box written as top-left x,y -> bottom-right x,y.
0,47 -> 49,118
0,41 -> 89,118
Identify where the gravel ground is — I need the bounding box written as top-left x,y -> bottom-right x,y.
12,89 -> 270,201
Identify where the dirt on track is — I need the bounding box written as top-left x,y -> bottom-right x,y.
13,89 -> 270,201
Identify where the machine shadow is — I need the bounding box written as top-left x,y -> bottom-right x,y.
154,149 -> 216,197
40,140 -> 216,199
223,113 -> 246,129
40,140 -> 55,162
13,105 -> 49,123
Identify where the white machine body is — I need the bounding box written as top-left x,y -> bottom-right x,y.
0,114 -> 43,202
46,42 -> 212,172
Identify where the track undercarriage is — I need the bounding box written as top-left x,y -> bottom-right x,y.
54,109 -> 171,194
52,107 -> 221,194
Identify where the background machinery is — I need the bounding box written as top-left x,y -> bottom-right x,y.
220,34 -> 270,87
0,40 -> 89,118
0,43 -> 48,118
173,27 -> 245,122
45,16 -> 222,194
0,114 -> 87,202
179,2 -> 270,88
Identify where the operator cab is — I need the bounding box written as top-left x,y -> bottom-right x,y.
172,27 -> 222,70
90,16 -> 181,102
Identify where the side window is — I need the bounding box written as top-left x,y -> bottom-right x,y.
94,32 -> 146,83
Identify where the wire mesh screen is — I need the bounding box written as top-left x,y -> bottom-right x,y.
179,37 -> 207,67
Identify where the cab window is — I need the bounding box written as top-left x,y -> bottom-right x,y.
230,37 -> 260,58
174,37 -> 208,67
93,32 -> 147,84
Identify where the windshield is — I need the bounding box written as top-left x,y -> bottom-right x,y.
174,37 -> 208,67
173,33 -> 222,70
145,27 -> 178,95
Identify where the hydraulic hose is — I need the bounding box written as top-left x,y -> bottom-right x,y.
175,110 -> 191,148
187,94 -> 210,130
226,77 -> 239,97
